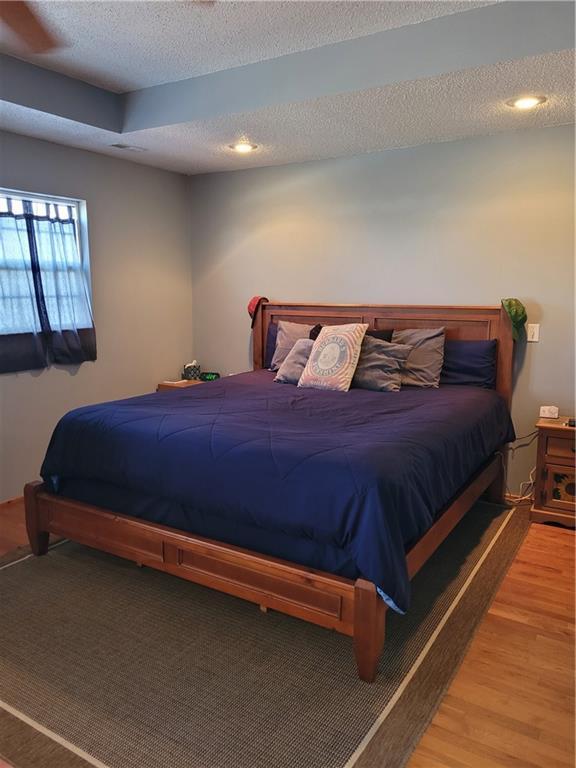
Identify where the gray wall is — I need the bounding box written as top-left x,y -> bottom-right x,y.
0,131 -> 193,499
188,125 -> 575,493
1,125 -> 573,500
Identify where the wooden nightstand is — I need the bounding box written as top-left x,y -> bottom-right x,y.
156,380 -> 204,392
530,417 -> 575,527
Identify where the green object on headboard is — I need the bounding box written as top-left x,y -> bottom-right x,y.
502,298 -> 527,341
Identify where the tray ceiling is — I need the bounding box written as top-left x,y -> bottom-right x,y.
0,1 -> 573,175
0,1 -> 493,91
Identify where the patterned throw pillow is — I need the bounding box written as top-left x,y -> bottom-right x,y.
307,326 -> 392,342
274,339 -> 314,385
270,321 -> 314,371
298,323 -> 368,392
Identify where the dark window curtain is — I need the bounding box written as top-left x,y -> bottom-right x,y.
0,196 -> 96,374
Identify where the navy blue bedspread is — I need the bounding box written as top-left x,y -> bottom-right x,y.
41,371 -> 514,613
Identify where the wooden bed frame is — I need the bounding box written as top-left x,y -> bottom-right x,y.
24,302 -> 513,682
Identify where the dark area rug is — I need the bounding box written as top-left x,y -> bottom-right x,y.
0,503 -> 527,768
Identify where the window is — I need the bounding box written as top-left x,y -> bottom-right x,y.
0,189 -> 96,373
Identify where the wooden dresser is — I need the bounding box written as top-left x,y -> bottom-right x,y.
530,418 -> 575,527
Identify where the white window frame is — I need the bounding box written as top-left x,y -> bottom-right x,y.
0,186 -> 93,302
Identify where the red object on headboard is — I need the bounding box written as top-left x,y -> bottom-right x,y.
247,296 -> 269,328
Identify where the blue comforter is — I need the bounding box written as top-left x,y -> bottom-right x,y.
41,370 -> 514,612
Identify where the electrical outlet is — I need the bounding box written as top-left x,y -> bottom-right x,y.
527,323 -> 540,342
539,405 -> 559,419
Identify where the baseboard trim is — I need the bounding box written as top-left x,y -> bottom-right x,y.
0,495 -> 24,511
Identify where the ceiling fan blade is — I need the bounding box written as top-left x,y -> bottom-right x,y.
0,1 -> 60,53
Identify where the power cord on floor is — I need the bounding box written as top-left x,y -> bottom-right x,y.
498,429 -> 539,503
514,467 -> 537,503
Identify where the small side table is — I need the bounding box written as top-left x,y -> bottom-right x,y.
530,417 -> 575,528
157,380 -> 204,392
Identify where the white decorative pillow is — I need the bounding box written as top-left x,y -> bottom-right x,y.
298,323 -> 368,392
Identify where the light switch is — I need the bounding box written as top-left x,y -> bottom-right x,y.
527,323 -> 540,342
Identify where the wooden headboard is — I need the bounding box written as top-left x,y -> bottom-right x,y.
253,301 -> 513,407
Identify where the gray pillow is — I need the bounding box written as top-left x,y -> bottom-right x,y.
274,338 -> 314,384
391,327 -> 445,388
270,320 -> 313,371
352,336 -> 413,392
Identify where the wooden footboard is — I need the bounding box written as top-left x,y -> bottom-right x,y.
23,455 -> 501,683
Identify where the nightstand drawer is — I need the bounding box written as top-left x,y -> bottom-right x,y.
546,436 -> 575,461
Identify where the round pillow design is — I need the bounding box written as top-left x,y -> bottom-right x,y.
311,337 -> 351,377
298,322 -> 368,392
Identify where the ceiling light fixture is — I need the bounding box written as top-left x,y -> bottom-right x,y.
229,141 -> 258,154
506,95 -> 547,110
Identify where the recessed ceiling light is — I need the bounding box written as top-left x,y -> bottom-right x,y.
506,95 -> 547,110
229,141 -> 258,154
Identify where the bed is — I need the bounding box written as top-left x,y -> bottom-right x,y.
25,301 -> 514,682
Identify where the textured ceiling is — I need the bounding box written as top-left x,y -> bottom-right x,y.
1,50 -> 573,175
0,0 -> 492,92
0,1 -> 573,175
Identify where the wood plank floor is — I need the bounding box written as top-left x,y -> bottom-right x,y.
409,519 -> 574,768
0,500 -> 574,767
